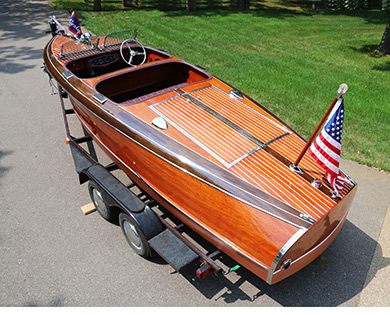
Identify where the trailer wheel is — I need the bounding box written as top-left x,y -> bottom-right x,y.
119,213 -> 151,258
88,181 -> 118,223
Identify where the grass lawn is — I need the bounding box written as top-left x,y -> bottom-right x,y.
50,1 -> 390,172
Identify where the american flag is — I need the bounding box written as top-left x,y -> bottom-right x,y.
68,12 -> 82,39
308,98 -> 346,197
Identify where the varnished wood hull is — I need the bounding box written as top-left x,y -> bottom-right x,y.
44,33 -> 357,284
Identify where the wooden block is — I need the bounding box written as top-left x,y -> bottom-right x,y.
81,202 -> 96,215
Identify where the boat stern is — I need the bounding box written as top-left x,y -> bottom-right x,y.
267,184 -> 358,285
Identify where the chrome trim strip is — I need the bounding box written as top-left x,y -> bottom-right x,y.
228,146 -> 263,167
267,228 -> 306,284
270,228 -> 307,270
263,132 -> 290,147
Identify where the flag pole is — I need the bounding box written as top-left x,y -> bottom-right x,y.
49,16 -> 67,35
291,84 -> 348,171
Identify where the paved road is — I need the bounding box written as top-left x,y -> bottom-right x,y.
1,0 -> 389,307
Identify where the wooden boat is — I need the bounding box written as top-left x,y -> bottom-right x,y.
43,28 -> 357,285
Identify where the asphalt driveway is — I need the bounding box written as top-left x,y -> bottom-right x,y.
1,0 -> 389,307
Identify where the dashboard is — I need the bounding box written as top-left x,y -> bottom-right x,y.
88,54 -> 119,68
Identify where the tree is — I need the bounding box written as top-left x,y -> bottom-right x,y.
122,0 -> 139,7
238,0 -> 250,11
93,0 -> 101,11
186,0 -> 196,11
378,20 -> 390,55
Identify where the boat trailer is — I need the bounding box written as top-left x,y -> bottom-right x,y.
55,84 -> 228,280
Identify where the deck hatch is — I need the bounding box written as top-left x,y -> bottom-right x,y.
150,86 -> 290,168
151,96 -> 259,168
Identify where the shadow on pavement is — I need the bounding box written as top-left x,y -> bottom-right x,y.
0,0 -> 69,74
181,219 -> 389,306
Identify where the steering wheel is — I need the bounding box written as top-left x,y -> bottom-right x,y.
120,39 -> 146,67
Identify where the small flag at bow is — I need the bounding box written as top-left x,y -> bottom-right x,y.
68,12 -> 82,38
308,99 -> 346,197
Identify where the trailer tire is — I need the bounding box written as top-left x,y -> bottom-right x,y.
88,181 -> 118,224
119,212 -> 152,258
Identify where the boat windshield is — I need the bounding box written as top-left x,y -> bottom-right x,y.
100,30 -> 138,49
63,29 -> 172,79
